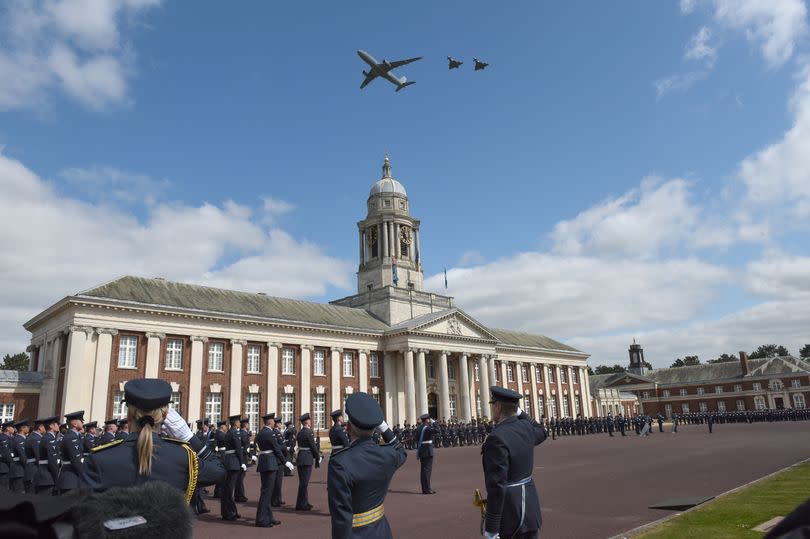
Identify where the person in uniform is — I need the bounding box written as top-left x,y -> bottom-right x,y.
415,413 -> 435,494
327,392 -> 407,538
255,413 -> 294,527
83,421 -> 99,457
0,421 -> 12,490
212,419 -> 227,500
100,420 -> 118,445
35,416 -> 60,494
283,420 -> 297,476
23,418 -> 42,493
481,386 -> 547,539
329,409 -> 351,453
9,420 -> 26,492
55,411 -> 85,494
81,378 -> 225,505
221,414 -> 245,521
115,419 -> 129,440
295,412 -> 321,511
235,417 -> 250,503
270,415 -> 288,507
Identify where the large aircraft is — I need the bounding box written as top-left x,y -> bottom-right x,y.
357,50 -> 423,92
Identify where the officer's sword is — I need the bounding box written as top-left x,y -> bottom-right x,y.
473,489 -> 487,535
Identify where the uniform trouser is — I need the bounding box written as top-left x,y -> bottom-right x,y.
419,456 -> 433,493
0,473 -> 8,490
295,465 -> 312,509
659,423 -> 663,432
9,476 -> 24,493
235,469 -> 247,500
36,484 -> 54,495
192,486 -> 208,513
220,470 -> 239,519
271,465 -> 284,505
256,470 -> 277,526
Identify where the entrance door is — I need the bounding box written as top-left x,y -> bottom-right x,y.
428,392 -> 438,419
775,397 -> 785,410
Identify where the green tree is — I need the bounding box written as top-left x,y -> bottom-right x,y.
0,352 -> 29,371
708,353 -> 738,364
671,355 -> 700,368
670,358 -> 684,368
642,359 -> 653,370
586,365 -> 594,375
799,344 -> 810,359
594,364 -> 626,375
749,344 -> 790,359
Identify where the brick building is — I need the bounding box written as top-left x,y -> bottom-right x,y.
589,343 -> 810,418
15,157 -> 592,430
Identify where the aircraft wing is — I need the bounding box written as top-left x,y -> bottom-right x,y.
388,56 -> 423,68
360,72 -> 377,89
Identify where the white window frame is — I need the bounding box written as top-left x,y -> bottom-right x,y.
427,359 -> 435,379
643,391 -> 650,399
734,384 -> 742,392
112,391 -> 126,420
562,398 -> 570,417
313,394 -> 326,429
0,403 -> 15,423
736,399 -> 745,411
547,366 -> 555,383
699,401 -> 708,412
575,395 -> 581,415
794,394 -> 806,409
521,365 -> 529,383
663,390 -> 670,397
449,395 -> 457,419
506,364 -> 514,382
791,379 -> 801,388
717,400 -> 726,412
753,382 -> 762,391
715,386 -> 723,394
169,391 -> 181,414
549,399 -> 557,418
476,395 -> 481,417
313,349 -> 325,376
246,344 -> 261,374
474,363 -> 479,381
208,342 -> 224,372
118,335 -> 138,368
697,387 -> 705,396
245,392 -> 260,432
205,393 -> 222,424
369,352 -> 379,378
281,393 -> 295,425
680,389 -> 688,396
343,351 -> 354,377
448,362 -> 456,381
572,369 -> 578,384
754,396 -> 766,410
165,338 -> 183,370
282,348 -> 295,375
664,404 -> 672,418
681,403 -> 690,413
561,367 -> 568,384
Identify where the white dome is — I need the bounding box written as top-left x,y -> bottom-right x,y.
369,177 -> 407,197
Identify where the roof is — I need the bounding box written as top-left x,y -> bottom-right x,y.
620,356 -> 809,386
369,177 -> 407,197
488,328 -> 581,353
0,370 -> 43,384
77,276 -> 390,332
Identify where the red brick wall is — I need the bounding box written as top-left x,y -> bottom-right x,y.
278,344 -> 301,420
0,392 -> 39,420
159,335 -> 192,419
201,338 -> 232,418
106,331 -> 147,418
242,342 -> 267,418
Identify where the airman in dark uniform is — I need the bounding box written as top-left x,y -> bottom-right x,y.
481,386 -> 547,539
82,378 -> 225,505
329,409 -> 351,453
100,419 -> 118,444
415,413 -> 435,494
55,410 -> 84,494
35,416 -> 60,494
284,420 -> 297,475
9,420 -> 26,492
221,414 -> 245,521
83,421 -> 99,457
0,421 -> 12,490
235,417 -> 250,503
327,391 -> 407,538
255,413 -> 294,527
23,419 -> 42,493
191,418 -> 212,515
212,419 -> 227,500
295,412 -> 321,511
115,418 -> 129,440
271,416 -> 288,506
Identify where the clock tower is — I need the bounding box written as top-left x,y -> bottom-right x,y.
627,339 -> 647,375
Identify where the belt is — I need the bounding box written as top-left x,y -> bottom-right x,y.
298,447 -> 310,451
26,458 -> 37,464
506,476 -> 533,488
421,440 -> 433,444
224,450 -> 235,454
215,447 -> 225,451
38,460 -> 49,465
352,504 -> 384,528
331,445 -> 344,450
11,457 -> 19,462
259,449 -> 273,454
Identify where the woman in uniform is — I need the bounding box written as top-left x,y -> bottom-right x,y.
82,378 -> 225,503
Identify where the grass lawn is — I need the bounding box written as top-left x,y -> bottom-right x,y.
636,460 -> 810,539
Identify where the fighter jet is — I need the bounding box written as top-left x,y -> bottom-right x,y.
447,56 -> 463,69
357,50 -> 423,92
473,58 -> 489,71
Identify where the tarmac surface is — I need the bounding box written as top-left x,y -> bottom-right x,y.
193,421 -> 810,538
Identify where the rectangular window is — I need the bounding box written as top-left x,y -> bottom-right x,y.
571,369 -> 578,384
473,363 -> 479,382
282,348 -> 295,375
112,391 -> 126,420
753,382 -> 762,391
575,395 -> 581,415
169,391 -> 181,414
205,393 -> 222,424
680,389 -> 688,396
754,396 -> 766,410
494,365 -> 499,383
245,392 -> 260,432
663,390 -> 670,397
699,402 -> 708,412
448,362 -> 456,381
281,393 -> 295,424
682,403 -> 690,413
208,342 -> 224,372
246,344 -> 261,373
372,393 -> 381,407
165,338 -> 183,370
428,359 -> 435,379
794,394 -> 806,409
643,391 -> 650,399
313,394 -> 326,429
715,386 -> 723,394
476,395 -> 481,418
549,399 -> 557,418
717,400 -> 726,412
547,366 -> 555,383
118,335 -> 138,368
343,351 -> 353,377
791,379 -> 801,388
521,365 -> 529,383
449,395 -> 457,419
0,403 -> 15,423
734,384 -> 742,392
562,397 -> 570,417
506,364 -> 514,382
697,387 -> 705,395
736,399 -> 745,411
313,350 -> 325,376
664,404 -> 672,418
369,352 -> 379,378
561,367 -> 568,384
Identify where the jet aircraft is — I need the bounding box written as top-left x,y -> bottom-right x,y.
357,50 -> 423,92
447,56 -> 463,69
473,58 -> 489,71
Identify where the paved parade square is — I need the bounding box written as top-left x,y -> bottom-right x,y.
193,421 -> 810,538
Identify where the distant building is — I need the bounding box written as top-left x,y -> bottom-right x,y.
589,342 -> 810,418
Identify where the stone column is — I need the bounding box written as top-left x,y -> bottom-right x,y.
437,351 -> 451,420
358,228 -> 364,264
144,332 -> 165,379
478,355 -> 490,419
331,347 -> 342,414
415,349 -> 428,416
229,340 -> 245,416
358,349 -> 369,393
555,365 -> 565,416
266,343 -> 281,413
458,353 -> 471,422
300,345 -> 312,415
542,364 -> 551,418
395,353 -> 406,424
188,336 -> 207,421
415,228 -> 421,267
580,367 -> 591,417
488,355 -> 498,390
382,351 -> 397,425
516,361 -> 524,401
469,356 -> 478,418
403,349 -> 417,425
529,363 -> 541,419
381,222 -> 389,260
500,362 -> 508,388
91,328 -> 117,422
390,222 -> 396,260
37,338 -> 56,417
62,326 -> 93,414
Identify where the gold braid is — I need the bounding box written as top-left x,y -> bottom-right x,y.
183,444 -> 198,504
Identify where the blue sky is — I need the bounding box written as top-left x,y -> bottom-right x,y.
2,0 -> 809,367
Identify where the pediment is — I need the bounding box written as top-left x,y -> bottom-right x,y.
604,373 -> 653,387
415,311 -> 496,341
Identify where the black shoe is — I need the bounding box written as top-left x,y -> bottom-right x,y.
271,520 -> 281,525
236,497 -> 248,503
222,516 -> 238,521
271,503 -> 281,507
197,508 -> 210,515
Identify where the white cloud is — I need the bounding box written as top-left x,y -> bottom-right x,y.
458,250 -> 485,267
59,165 -> 170,205
262,196 -> 296,224
680,0 -> 697,15
714,0 -> 808,67
653,71 -> 708,99
745,253 -> 810,299
0,0 -> 160,111
685,26 -> 718,67
0,152 -> 353,354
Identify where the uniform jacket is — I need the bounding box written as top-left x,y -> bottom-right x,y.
24,432 -> 41,483
240,429 -> 250,462
296,427 -> 320,467
115,430 -> 128,441
0,433 -> 12,474
329,424 -> 351,450
82,432 -> 225,501
255,426 -> 287,472
100,432 -> 116,445
36,431 -> 60,488
10,434 -> 26,479
415,423 -> 434,460
327,431 -> 407,539
223,428 -> 244,471
56,429 -> 84,490
83,433 -> 97,456
482,412 -> 547,537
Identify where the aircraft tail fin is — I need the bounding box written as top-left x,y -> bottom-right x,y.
396,80 -> 415,92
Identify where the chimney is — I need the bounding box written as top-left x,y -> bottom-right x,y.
739,351 -> 749,376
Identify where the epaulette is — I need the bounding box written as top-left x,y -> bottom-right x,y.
92,439 -> 124,452
161,436 -> 190,445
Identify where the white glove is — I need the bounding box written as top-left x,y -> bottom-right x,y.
251,455 -> 257,463
517,407 -> 524,416
378,420 -> 390,432
483,532 -> 499,539
318,455 -> 324,465
163,408 -> 193,442
285,461 -> 295,471
241,463 -> 247,472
